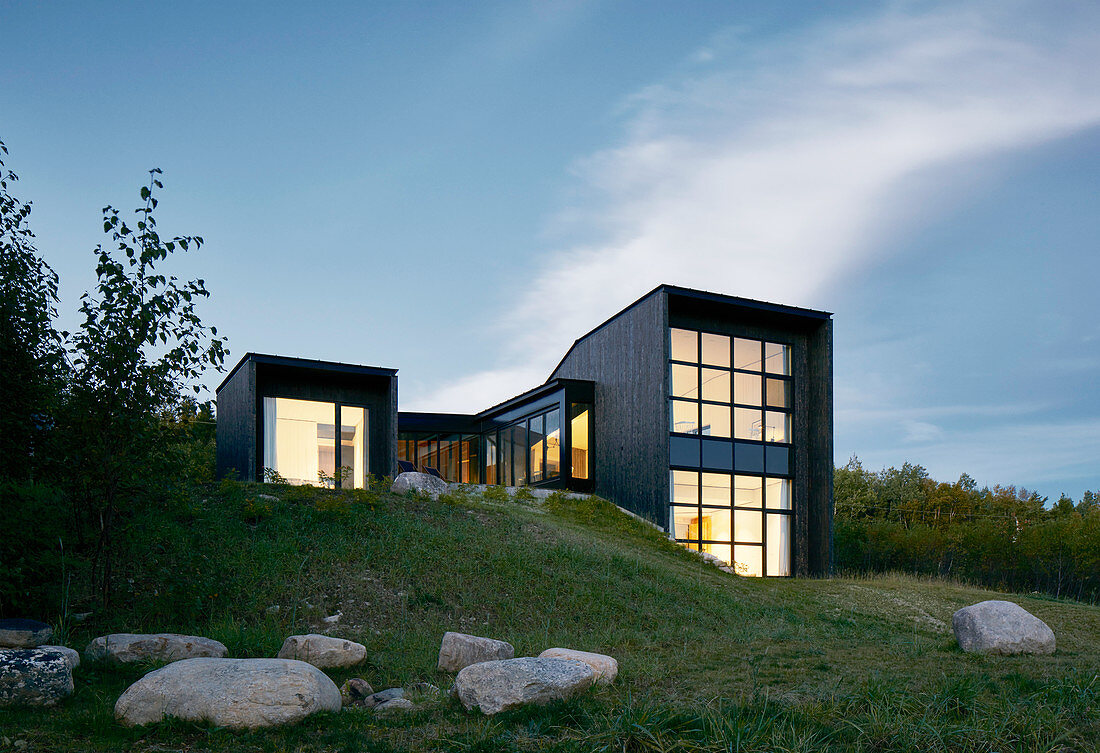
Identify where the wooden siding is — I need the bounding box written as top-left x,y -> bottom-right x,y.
550,290 -> 669,525
806,318 -> 833,575
215,359 -> 257,481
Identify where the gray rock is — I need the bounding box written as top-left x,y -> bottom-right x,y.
952,600 -> 1056,655
277,634 -> 366,668
538,647 -> 618,685
39,646 -> 80,670
455,657 -> 595,715
362,687 -> 404,708
391,472 -> 449,499
340,677 -> 375,705
437,631 -> 514,672
0,619 -> 53,649
115,657 -> 341,728
0,648 -> 74,707
85,633 -> 228,664
375,698 -> 415,712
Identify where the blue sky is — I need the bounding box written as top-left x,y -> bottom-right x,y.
3,0 -> 1098,499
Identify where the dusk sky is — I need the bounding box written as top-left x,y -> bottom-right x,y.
4,1 -> 1098,500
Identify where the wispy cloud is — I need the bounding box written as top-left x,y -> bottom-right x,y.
409,1 -> 1100,412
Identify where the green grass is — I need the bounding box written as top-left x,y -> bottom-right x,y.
3,483 -> 1099,752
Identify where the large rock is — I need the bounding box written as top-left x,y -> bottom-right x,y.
277,634 -> 366,668
538,647 -> 618,685
437,631 -> 514,672
115,657 -> 341,729
0,648 -> 75,707
454,657 -> 595,715
952,600 -> 1056,655
391,472 -> 449,499
85,633 -> 228,665
0,619 -> 53,648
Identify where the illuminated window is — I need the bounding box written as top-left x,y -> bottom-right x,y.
670,328 -> 698,363
263,397 -> 368,488
529,414 -> 545,483
570,404 -> 590,480
545,410 -> 561,479
700,333 -> 730,367
484,435 -> 498,485
668,326 -> 794,576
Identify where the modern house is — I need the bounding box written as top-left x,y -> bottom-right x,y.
216,284 -> 833,576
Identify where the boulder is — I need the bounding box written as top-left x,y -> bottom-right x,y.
0,619 -> 53,649
454,657 -> 595,715
391,472 -> 449,499
538,647 -> 618,685
85,633 -> 228,664
39,646 -> 80,670
115,657 -> 341,729
952,600 -> 1056,655
340,677 -> 374,705
0,648 -> 75,707
437,631 -> 514,672
277,634 -> 366,668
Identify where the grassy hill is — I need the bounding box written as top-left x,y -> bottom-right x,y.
4,481 -> 1099,752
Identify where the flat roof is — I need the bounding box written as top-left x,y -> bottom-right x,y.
661,284 -> 832,319
216,352 -> 397,393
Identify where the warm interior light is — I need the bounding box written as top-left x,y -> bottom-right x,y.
571,405 -> 589,479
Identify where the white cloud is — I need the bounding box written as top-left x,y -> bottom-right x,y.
409,1 -> 1100,412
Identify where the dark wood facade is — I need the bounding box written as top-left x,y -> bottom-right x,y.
216,353 -> 398,482
549,291 -> 669,520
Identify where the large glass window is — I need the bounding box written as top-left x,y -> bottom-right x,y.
439,435 -> 460,482
417,439 -> 437,475
340,406 -> 367,489
545,410 -> 561,479
669,469 -> 792,576
484,434 -> 498,485
668,326 -> 793,575
509,424 -> 526,486
570,403 -> 589,480
529,414 -> 545,483
461,435 -> 480,484
263,397 -> 368,488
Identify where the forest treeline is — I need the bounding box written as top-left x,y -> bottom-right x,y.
834,457 -> 1100,603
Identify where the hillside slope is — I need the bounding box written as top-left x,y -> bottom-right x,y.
5,483 -> 1099,752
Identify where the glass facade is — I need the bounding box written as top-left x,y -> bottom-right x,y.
668,327 -> 793,576
397,404 -> 580,487
263,397 -> 368,489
